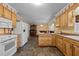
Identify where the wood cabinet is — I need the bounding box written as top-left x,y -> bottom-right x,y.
55,3 -> 79,30
55,34 -> 79,56
55,16 -> 60,27
63,38 -> 72,56
12,12 -> 16,28
62,11 -> 68,28
72,45 -> 79,56
0,4 -> 4,17
56,35 -> 63,52
52,35 -> 56,46
0,3 -> 17,28
67,10 -> 74,27
38,35 -> 53,46
3,6 -> 12,20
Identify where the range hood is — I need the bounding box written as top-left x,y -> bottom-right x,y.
0,17 -> 12,28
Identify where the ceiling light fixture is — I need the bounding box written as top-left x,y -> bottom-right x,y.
33,3 -> 42,6
40,24 -> 43,27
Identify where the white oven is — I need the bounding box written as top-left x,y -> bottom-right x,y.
0,35 -> 17,56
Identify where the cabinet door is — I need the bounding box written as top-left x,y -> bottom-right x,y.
72,45 -> 79,56
55,35 -> 59,47
58,36 -> 63,52
63,40 -> 72,56
38,36 -> 47,46
56,35 -> 63,52
68,10 -> 74,27
63,11 -> 68,27
38,36 -> 52,46
4,6 -> 11,20
0,4 -> 3,17
55,17 -> 60,27
52,35 -> 55,46
12,12 -> 16,28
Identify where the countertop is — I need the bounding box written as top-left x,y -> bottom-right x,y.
38,32 -> 79,41
56,34 -> 79,41
38,33 -> 54,37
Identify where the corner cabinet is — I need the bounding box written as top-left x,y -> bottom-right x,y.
12,12 -> 16,28
0,4 -> 4,17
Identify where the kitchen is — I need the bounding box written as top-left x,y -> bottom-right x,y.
0,3 -> 79,56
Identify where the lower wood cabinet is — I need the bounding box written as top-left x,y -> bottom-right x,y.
38,34 -> 79,56
55,35 -> 79,56
63,38 -> 72,56
72,45 -> 79,56
56,35 -> 63,52
38,35 -> 53,46
52,34 -> 56,46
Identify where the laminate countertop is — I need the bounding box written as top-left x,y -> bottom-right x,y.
56,34 -> 79,42
38,33 -> 54,37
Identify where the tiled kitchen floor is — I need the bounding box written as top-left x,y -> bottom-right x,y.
14,36 -> 64,56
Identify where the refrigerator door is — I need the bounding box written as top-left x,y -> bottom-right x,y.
20,22 -> 28,47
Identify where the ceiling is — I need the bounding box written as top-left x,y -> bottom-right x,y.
9,3 -> 68,25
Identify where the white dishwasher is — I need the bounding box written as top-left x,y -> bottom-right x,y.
0,35 -> 17,56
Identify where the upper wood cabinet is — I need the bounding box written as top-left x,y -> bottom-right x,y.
0,4 -> 4,17
63,11 -> 68,27
55,16 -> 60,27
55,3 -> 79,30
3,6 -> 12,20
67,10 -> 74,27
12,12 -> 16,28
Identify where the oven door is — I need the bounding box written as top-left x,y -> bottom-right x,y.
1,38 -> 17,56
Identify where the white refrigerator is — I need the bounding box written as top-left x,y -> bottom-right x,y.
14,21 -> 30,47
